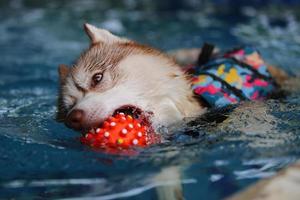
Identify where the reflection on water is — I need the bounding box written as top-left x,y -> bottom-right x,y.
0,0 -> 299,199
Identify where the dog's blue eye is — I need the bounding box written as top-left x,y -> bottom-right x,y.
92,73 -> 103,87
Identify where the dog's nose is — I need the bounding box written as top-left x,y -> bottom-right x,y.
66,109 -> 85,130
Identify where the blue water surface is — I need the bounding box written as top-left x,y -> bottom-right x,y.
0,1 -> 299,199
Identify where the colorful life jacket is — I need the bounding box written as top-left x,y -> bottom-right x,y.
189,45 -> 278,108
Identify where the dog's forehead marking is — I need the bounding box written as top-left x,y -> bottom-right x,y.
74,42 -> 164,71
75,43 -> 134,72
68,43 -> 132,90
68,42 -> 166,91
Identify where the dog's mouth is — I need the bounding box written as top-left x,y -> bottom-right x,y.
86,105 -> 153,135
113,105 -> 144,119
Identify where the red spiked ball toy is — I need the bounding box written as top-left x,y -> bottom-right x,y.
80,113 -> 160,149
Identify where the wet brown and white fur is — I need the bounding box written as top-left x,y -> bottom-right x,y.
56,23 -> 288,133
57,23 -> 205,132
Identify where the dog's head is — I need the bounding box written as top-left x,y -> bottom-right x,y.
57,24 -> 202,133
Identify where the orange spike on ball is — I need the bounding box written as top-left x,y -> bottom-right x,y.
80,113 -> 160,149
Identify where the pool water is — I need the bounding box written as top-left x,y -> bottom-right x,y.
0,1 -> 300,199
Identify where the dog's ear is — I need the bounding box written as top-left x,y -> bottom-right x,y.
58,64 -> 69,83
83,23 -> 121,44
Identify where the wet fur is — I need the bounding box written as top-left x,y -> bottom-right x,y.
57,24 -> 204,130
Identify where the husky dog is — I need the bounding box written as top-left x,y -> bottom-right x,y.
56,23 -> 287,133
56,23 -> 205,133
